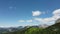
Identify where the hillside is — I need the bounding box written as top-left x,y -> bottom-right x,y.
42,19 -> 60,34
2,19 -> 60,34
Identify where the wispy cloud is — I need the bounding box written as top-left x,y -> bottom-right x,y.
18,20 -> 25,23
33,9 -> 60,24
18,20 -> 33,23
26,20 -> 33,23
18,9 -> 60,25
9,6 -> 16,9
53,9 -> 60,16
9,6 -> 13,9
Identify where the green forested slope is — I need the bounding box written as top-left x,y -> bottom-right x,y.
2,19 -> 60,34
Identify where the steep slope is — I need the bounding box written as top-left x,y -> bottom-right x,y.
3,26 -> 43,34
2,19 -> 60,34
42,19 -> 60,34
25,27 -> 43,34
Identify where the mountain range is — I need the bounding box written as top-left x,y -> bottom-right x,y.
0,19 -> 60,34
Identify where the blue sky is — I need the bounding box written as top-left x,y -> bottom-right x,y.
0,0 -> 60,27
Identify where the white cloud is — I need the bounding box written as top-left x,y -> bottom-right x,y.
53,9 -> 60,16
18,20 -> 25,23
32,11 -> 41,16
18,9 -> 60,26
18,20 -> 33,23
34,17 -> 55,23
0,26 -> 13,28
53,9 -> 60,19
26,20 -> 33,23
9,6 -> 13,9
34,9 -> 60,24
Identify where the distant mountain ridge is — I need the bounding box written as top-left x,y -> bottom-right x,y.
0,24 -> 49,34
1,19 -> 60,34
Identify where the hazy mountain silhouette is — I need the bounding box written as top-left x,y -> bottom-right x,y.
1,18 -> 60,34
